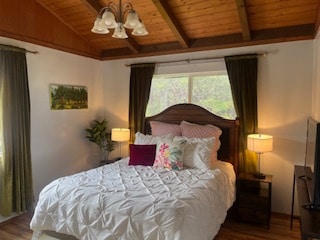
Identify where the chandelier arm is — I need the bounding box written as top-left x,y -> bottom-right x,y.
98,7 -> 108,17
122,3 -> 135,21
107,3 -> 119,21
123,2 -> 134,11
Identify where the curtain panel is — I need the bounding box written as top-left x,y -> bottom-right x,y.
128,63 -> 155,142
0,45 -> 33,216
224,54 -> 258,173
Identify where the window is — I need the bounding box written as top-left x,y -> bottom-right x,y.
146,71 -> 236,119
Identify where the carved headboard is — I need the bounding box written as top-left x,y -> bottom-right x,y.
144,104 -> 240,174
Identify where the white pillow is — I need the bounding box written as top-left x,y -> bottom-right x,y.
134,132 -> 174,145
174,136 -> 215,170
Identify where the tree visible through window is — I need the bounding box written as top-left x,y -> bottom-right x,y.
146,72 -> 236,119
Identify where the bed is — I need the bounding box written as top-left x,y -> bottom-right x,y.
30,103 -> 239,240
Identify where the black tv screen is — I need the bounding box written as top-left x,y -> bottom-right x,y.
304,117 -> 320,210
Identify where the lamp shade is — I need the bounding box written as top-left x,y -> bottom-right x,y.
247,134 -> 273,153
123,11 -> 140,29
112,24 -> 128,39
112,128 -> 130,142
91,18 -> 110,34
132,23 -> 149,36
101,10 -> 117,28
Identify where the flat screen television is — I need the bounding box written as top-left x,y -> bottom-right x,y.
302,117 -> 320,210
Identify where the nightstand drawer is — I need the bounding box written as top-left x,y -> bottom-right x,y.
238,194 -> 268,210
238,207 -> 269,224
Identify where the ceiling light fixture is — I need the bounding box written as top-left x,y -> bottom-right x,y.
91,0 -> 148,39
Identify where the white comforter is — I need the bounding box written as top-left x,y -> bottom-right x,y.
30,158 -> 236,240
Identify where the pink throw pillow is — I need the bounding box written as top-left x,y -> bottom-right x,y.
150,121 -> 181,136
180,121 -> 222,161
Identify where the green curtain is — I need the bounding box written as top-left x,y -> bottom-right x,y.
128,63 -> 155,142
0,44 -> 33,216
224,54 -> 258,173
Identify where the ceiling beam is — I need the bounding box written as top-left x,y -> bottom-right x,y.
314,0 -> 320,36
101,24 -> 314,60
80,0 -> 101,13
152,0 -> 189,48
124,38 -> 141,54
235,0 -> 251,41
81,0 -> 141,54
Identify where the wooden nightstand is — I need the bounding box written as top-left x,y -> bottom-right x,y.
237,172 -> 272,228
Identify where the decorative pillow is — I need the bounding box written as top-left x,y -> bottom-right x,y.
174,136 -> 215,170
180,120 -> 222,161
153,139 -> 186,170
150,121 -> 181,136
129,144 -> 157,166
134,132 -> 174,145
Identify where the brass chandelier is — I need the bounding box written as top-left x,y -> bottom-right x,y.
91,0 -> 148,39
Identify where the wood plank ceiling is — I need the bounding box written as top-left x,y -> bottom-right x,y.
6,0 -> 320,60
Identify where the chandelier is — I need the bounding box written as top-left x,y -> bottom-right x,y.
91,0 -> 148,39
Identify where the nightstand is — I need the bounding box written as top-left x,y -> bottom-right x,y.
237,172 -> 272,228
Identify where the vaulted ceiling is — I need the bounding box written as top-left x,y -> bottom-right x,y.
1,0 -> 320,60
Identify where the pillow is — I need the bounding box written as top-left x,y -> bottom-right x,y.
180,120 -> 222,161
129,144 -> 157,166
174,136 -> 215,170
150,121 -> 181,136
153,139 -> 186,170
134,132 -> 174,145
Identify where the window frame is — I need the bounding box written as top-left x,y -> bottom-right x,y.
146,70 -> 236,119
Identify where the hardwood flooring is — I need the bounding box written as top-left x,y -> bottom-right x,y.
0,212 -> 301,240
0,212 -> 33,240
216,213 -> 301,240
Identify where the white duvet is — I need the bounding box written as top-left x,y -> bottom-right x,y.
30,158 -> 236,240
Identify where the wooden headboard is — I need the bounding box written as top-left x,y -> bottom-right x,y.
144,104 -> 240,174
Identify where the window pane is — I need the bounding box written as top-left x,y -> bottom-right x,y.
146,75 -> 188,116
192,75 -> 236,119
146,72 -> 236,120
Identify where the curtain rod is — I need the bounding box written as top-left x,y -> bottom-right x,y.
26,49 -> 39,54
0,44 -> 39,54
125,52 -> 267,67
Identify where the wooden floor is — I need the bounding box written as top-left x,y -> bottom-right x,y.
216,213 -> 301,240
0,212 -> 301,240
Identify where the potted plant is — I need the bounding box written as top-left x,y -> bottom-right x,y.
85,119 -> 115,161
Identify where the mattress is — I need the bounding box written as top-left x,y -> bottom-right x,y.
30,158 -> 236,240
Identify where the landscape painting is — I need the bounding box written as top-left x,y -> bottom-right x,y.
50,84 -> 88,110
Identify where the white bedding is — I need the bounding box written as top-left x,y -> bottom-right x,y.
30,158 -> 236,240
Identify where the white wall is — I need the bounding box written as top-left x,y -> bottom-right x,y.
103,40 -> 314,214
0,37 -> 105,202
313,31 -> 320,120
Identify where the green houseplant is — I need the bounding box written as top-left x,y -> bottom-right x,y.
85,119 -> 115,161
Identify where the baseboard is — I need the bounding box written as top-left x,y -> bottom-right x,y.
271,211 -> 300,219
0,212 -> 20,225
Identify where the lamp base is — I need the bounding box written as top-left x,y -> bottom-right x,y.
253,172 -> 266,179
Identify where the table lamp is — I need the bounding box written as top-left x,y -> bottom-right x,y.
247,134 -> 273,179
111,128 -> 130,159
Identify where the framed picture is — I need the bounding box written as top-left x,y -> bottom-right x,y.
50,84 -> 88,110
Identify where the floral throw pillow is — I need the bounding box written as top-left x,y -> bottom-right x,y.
153,139 -> 186,170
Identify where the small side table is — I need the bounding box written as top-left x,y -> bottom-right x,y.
237,172 -> 273,228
